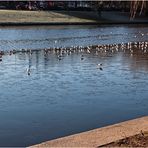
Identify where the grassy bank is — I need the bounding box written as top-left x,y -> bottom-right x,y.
0,10 -> 99,23
0,10 -> 148,25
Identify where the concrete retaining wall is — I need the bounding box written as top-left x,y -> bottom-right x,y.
30,116 -> 148,147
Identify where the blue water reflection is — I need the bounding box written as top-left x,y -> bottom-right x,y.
0,26 -> 148,146
0,25 -> 148,51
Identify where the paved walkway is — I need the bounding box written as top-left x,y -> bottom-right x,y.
30,116 -> 148,147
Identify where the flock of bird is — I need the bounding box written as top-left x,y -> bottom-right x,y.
0,41 -> 148,75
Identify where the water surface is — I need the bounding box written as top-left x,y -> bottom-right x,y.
0,25 -> 148,51
0,25 -> 148,146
